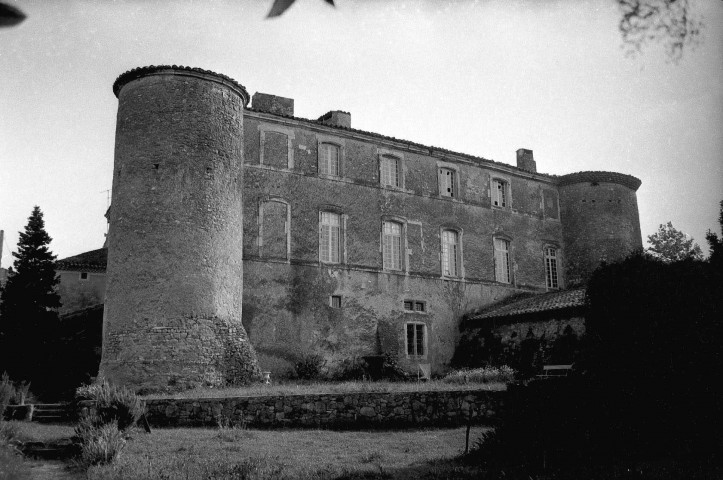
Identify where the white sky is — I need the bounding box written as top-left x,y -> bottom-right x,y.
1,0 -> 722,263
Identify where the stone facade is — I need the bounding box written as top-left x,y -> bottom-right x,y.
100,65 -> 642,390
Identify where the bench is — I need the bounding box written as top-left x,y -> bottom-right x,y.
537,364 -> 573,378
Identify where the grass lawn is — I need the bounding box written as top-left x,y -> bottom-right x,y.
86,425 -> 492,479
141,379 -> 506,400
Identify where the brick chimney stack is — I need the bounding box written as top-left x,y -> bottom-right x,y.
318,110 -> 351,128
516,148 -> 536,173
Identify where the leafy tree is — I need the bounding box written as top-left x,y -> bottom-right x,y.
705,200 -> 723,269
0,206 -> 61,389
646,220 -> 703,262
617,0 -> 703,62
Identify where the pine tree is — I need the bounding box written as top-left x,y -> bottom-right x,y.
0,206 -> 61,384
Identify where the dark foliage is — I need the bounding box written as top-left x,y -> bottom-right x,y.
0,207 -> 62,396
452,323 -> 581,379
293,353 -> 325,380
470,251 -> 722,471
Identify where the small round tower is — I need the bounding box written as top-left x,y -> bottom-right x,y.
100,66 -> 260,391
558,171 -> 643,284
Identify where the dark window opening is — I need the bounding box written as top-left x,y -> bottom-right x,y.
79,272 -> 89,280
414,302 -> 425,312
404,301 -> 414,311
330,295 -> 342,308
153,164 -> 159,170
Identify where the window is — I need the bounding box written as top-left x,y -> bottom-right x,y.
319,143 -> 340,176
404,300 -> 426,312
439,168 -> 456,197
494,238 -> 511,284
383,221 -> 403,271
320,212 -> 341,263
330,295 -> 342,308
380,155 -> 399,187
79,272 -> 89,281
406,323 -> 426,356
545,247 -> 559,289
441,230 -> 459,277
493,179 -> 508,207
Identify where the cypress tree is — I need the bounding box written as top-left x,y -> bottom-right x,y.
0,206 -> 61,387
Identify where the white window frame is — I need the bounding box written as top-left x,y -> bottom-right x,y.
405,322 -> 427,358
382,221 -> 403,271
441,229 -> 461,277
492,178 -> 509,208
380,155 -> 400,188
318,142 -> 341,177
545,246 -> 560,289
494,237 -> 512,284
319,211 -> 342,264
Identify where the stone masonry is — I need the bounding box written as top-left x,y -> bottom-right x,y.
100,65 -> 642,390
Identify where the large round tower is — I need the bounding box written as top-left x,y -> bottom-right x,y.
558,171 -> 643,285
100,66 -> 260,391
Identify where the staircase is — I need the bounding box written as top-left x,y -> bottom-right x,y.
31,403 -> 75,423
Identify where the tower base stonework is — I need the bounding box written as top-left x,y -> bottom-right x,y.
100,66 -> 260,391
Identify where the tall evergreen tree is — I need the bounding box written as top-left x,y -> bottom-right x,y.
0,206 -> 61,386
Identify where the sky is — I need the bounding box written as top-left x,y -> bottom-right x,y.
1,0 -> 722,264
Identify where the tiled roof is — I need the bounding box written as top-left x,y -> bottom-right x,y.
57,248 -> 107,272
113,65 -> 250,105
468,287 -> 586,321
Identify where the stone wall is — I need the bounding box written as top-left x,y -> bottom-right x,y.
141,389 -> 504,428
57,270 -> 106,315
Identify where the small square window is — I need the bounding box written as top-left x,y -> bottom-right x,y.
79,272 -> 89,280
403,301 -> 414,311
414,302 -> 425,312
330,295 -> 342,308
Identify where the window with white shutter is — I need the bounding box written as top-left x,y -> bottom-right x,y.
320,212 -> 341,263
383,221 -> 402,270
494,238 -> 511,283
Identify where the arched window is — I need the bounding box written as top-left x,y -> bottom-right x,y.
441,230 -> 460,277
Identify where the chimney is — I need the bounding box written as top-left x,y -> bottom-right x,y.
251,92 -> 294,117
318,110 -> 351,128
516,148 -> 536,173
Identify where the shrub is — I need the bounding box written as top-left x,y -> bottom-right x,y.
76,379 -> 146,431
293,354 -> 324,380
76,418 -> 126,466
0,372 -> 15,417
442,366 -> 515,385
328,356 -> 367,381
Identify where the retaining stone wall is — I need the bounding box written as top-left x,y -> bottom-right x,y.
142,389 -> 504,429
